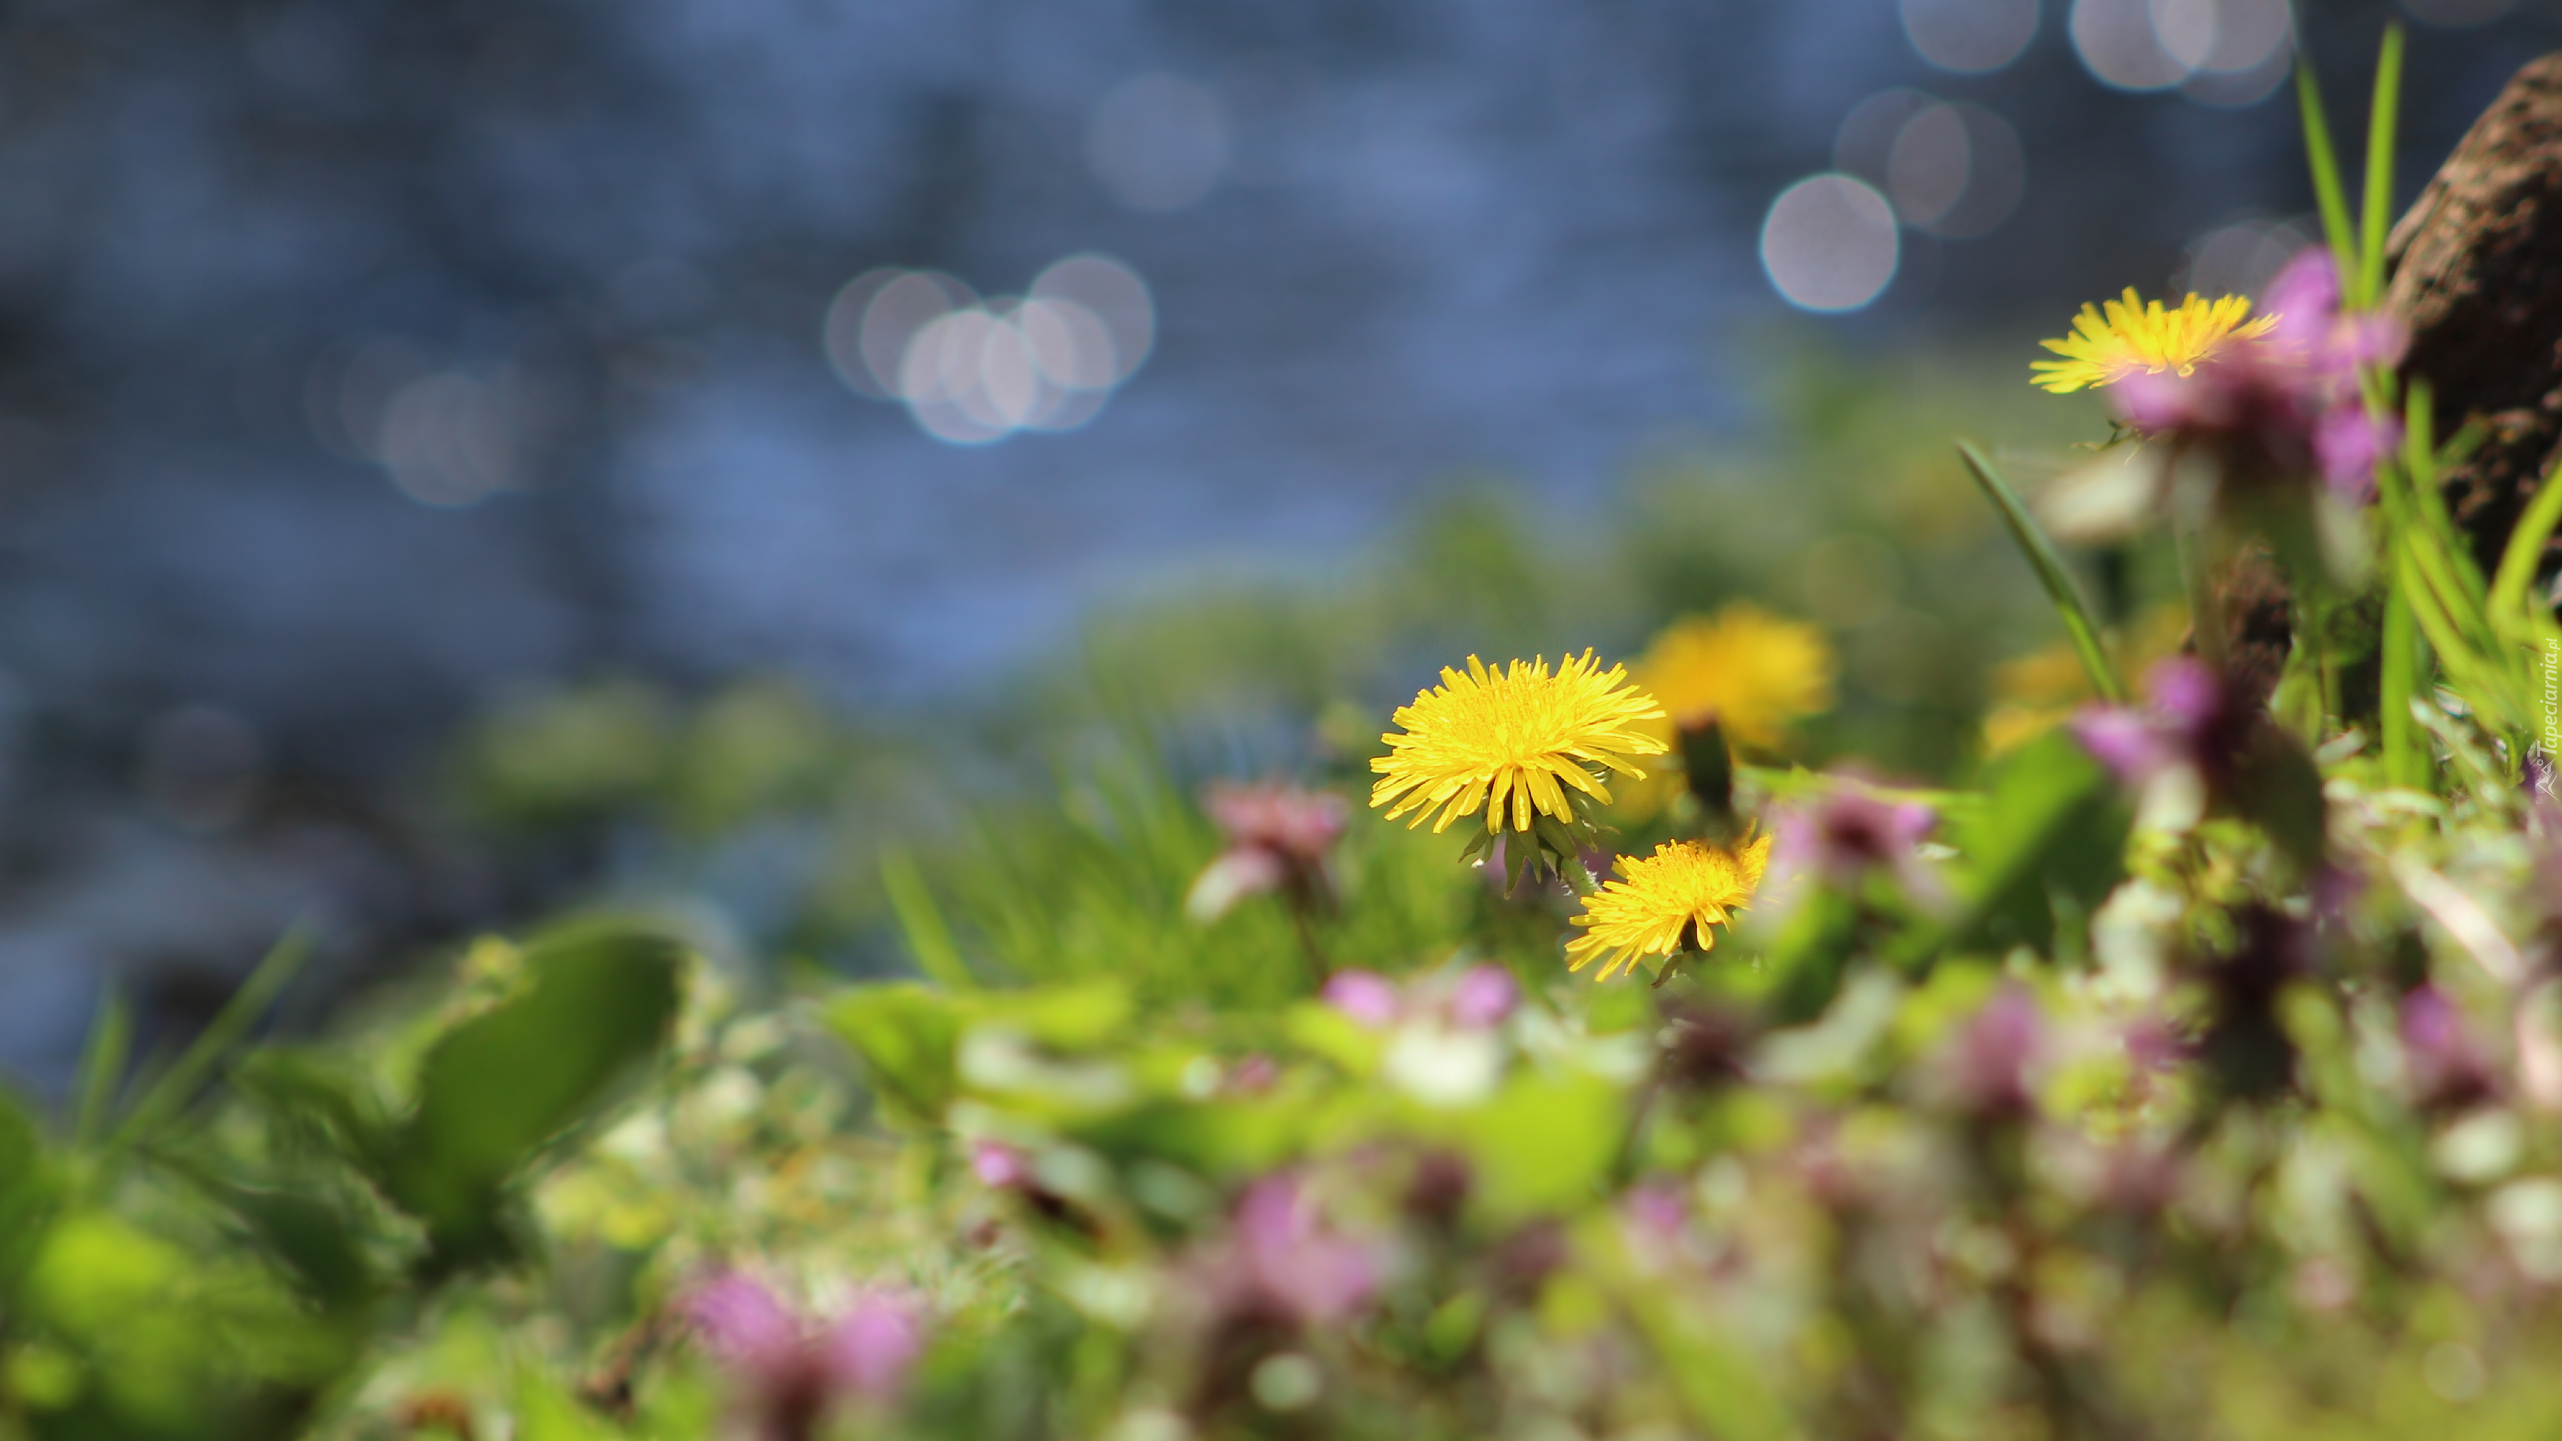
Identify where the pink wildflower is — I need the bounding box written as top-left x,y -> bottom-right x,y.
686,1272 -> 925,1441
1187,781 -> 1350,922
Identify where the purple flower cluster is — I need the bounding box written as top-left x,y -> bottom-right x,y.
1769,777 -> 1940,900
1194,1174 -> 1380,1329
686,1272 -> 924,1441
2114,250 -> 2406,502
1320,964 -> 1518,1031
1187,780 -> 1351,922
2071,657 -> 2253,794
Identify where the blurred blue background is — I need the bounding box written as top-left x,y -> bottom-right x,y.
0,0 -> 2554,1083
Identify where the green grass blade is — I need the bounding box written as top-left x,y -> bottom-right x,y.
2489,455 -> 2562,623
880,846 -> 978,991
71,989 -> 132,1149
1958,442 -> 2127,703
105,925 -> 312,1153
2359,24 -> 2406,307
2297,60 -> 2359,285
2380,585 -> 2425,788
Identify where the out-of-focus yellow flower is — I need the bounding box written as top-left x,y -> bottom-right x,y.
1371,652 -> 1665,835
1639,605 -> 1836,749
1609,605 -> 1835,820
1981,605 -> 2189,754
2031,290 -> 2277,394
1565,834 -> 1773,982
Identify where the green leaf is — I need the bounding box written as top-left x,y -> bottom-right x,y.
2229,726 -> 2329,875
70,990 -> 131,1151
981,980 -> 1133,1051
2296,59 -> 2359,290
154,1154 -> 378,1313
880,845 -> 978,991
381,920 -> 686,1267
1452,1071 -> 1624,1222
2359,24 -> 2406,307
0,1086 -> 56,1299
230,1049 -> 394,1172
1958,443 -> 2125,703
1752,889 -> 1862,1027
104,927 -> 313,1158
1938,731 -> 2129,958
2489,452 -> 2562,625
2379,585 -> 2428,790
1070,1098 -> 1305,1178
825,982 -> 966,1126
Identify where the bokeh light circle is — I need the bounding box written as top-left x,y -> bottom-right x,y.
1899,0 -> 2039,74
2174,216 -> 2315,298
2071,0 -> 2188,91
1888,104 -> 1971,228
1761,174 -> 1900,312
819,254 -> 1154,446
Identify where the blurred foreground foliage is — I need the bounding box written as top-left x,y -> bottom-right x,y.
8,342 -> 2562,1441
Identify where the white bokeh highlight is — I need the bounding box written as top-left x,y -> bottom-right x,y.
1837,94 -> 2026,240
1762,175 -> 1900,313
2070,0 -> 2293,102
824,255 -> 1154,446
1900,0 -> 2040,74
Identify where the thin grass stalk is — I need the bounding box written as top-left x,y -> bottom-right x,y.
2357,25 -> 2405,307
71,989 -> 132,1150
102,926 -> 312,1159
2296,60 -> 2359,284
1958,443 -> 2127,703
2488,455 -> 2562,626
2380,586 -> 2424,788
881,846 -> 979,991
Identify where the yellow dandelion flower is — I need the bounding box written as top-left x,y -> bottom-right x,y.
1565,834 -> 1773,982
1371,652 -> 1666,835
2030,289 -> 2279,393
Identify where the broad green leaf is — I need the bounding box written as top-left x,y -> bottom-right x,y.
382,920 -> 685,1265
1942,731 -> 2129,956
980,979 -> 1132,1051
1069,1097 -> 1305,1178
1452,1071 -> 1624,1223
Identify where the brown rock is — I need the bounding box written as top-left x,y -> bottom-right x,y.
2386,52 -> 2562,587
